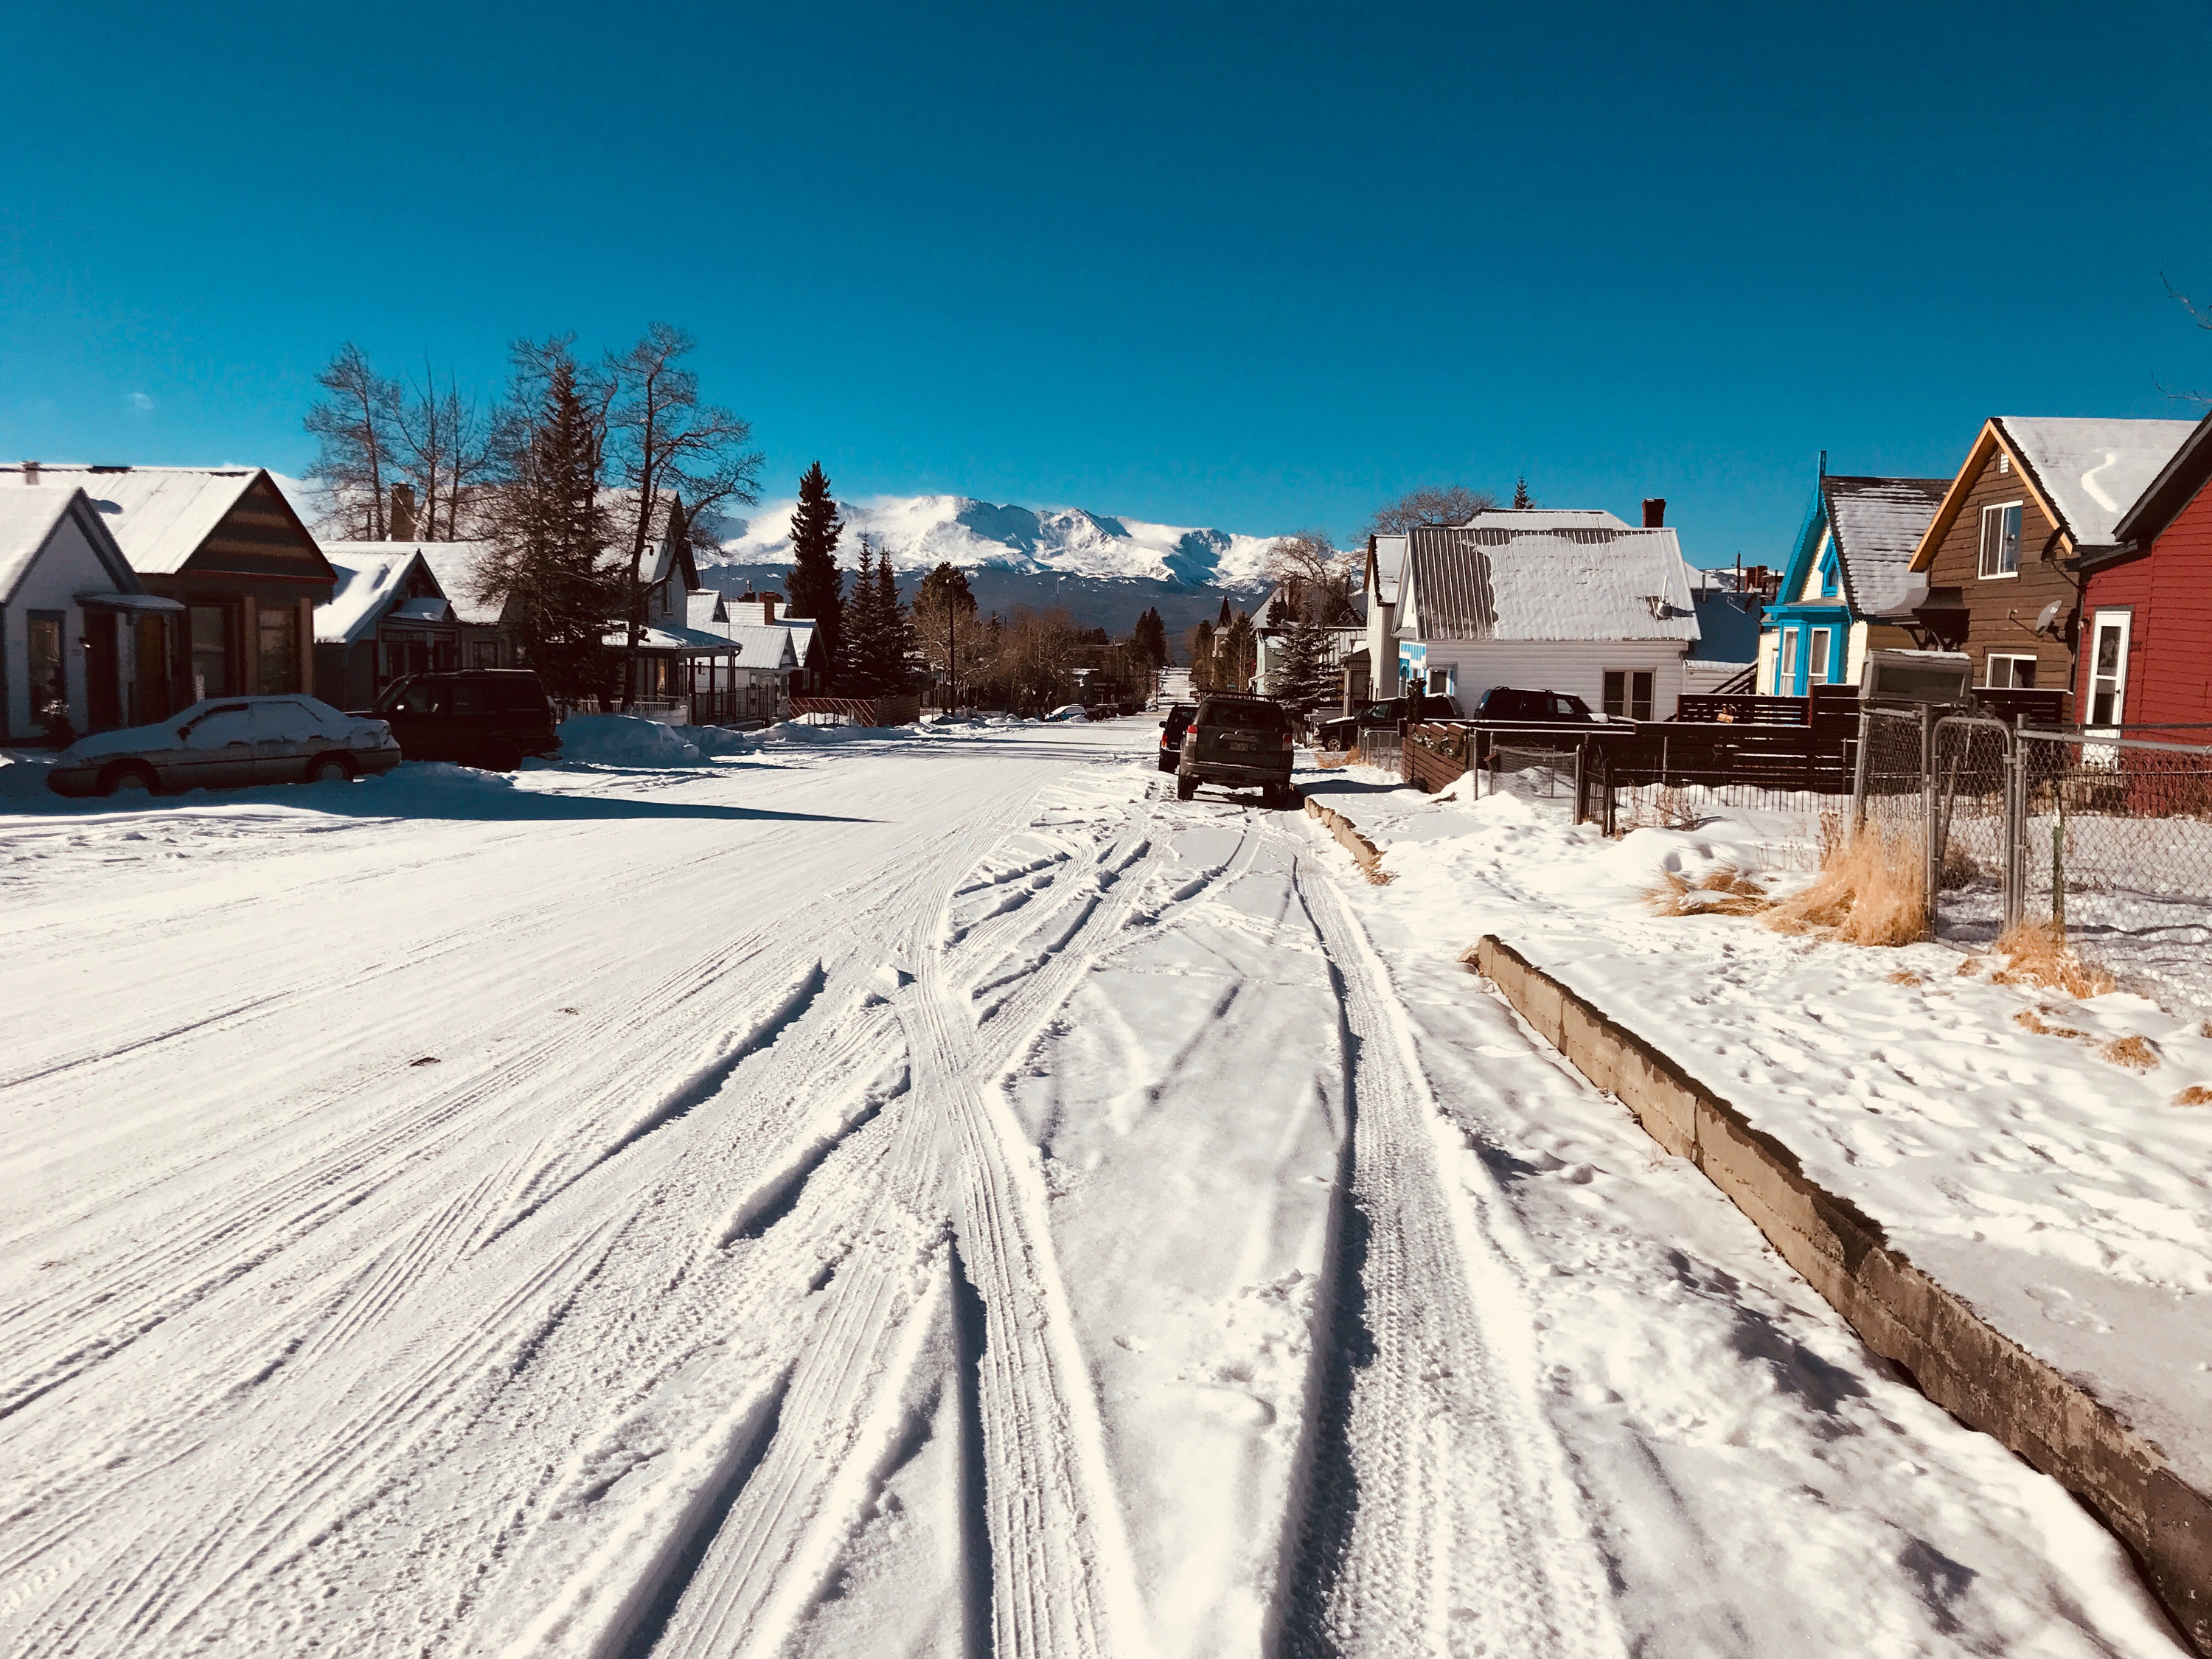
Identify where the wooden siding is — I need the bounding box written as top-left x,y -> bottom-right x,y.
1419,639 -> 1688,720
2081,475 -> 2212,726
1922,445 -> 2077,700
187,476 -> 332,580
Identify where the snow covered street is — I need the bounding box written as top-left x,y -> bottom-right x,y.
0,722 -> 2189,1657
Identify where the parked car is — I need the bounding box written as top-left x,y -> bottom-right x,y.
1312,693 -> 1466,751
1177,694 -> 1295,807
1156,702 -> 1198,773
370,670 -> 561,769
1474,686 -> 1609,725
46,696 -> 402,798
1045,704 -> 1091,723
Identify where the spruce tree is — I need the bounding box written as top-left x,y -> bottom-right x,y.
1277,614 -> 1336,714
844,535 -> 885,693
785,462 -> 844,686
877,552 -> 917,691
1131,607 -> 1168,670
1512,476 -> 1534,509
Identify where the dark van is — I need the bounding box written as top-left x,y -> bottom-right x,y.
371,670 -> 561,771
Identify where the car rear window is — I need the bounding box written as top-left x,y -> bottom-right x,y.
1197,699 -> 1287,729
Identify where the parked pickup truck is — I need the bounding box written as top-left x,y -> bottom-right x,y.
1176,694 -> 1296,807
1312,694 -> 1465,751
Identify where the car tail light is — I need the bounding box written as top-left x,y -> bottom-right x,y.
1281,731 -> 1294,750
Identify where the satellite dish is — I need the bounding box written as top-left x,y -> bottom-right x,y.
2034,600 -> 2063,636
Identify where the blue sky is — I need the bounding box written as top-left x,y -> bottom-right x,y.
5,0 -> 2209,566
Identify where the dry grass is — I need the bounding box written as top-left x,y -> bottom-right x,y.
1938,838 -> 1981,891
1886,970 -> 1923,987
1644,863 -> 1769,917
1763,824 -> 1925,947
2174,1085 -> 2212,1107
1312,748 -> 1359,771
2100,1034 -> 2160,1071
1955,956 -> 1982,977
2014,1008 -> 2085,1040
1989,922 -> 2118,998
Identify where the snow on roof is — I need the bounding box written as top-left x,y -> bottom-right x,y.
1459,507 -> 1634,532
1820,476 -> 1948,619
1368,534 -> 1408,604
5,465 -> 267,575
0,487 -> 133,602
1997,417 -> 2199,547
686,590 -> 725,629
723,625 -> 799,667
316,546 -> 455,644
412,543 -> 501,626
1402,524 -> 1699,642
779,619 -> 816,664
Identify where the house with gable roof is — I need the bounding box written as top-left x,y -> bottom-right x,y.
1388,504 -> 1701,720
1905,417 -> 2197,703
1756,467 -> 1949,695
2073,408 -> 2212,729
0,485 -> 182,741
3,463 -> 335,718
313,544 -> 462,709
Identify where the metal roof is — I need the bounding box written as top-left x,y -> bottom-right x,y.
1399,524 -> 1699,642
413,543 -> 504,627
4,465 -> 279,576
1459,507 -> 1634,532
1996,417 -> 2198,547
1819,476 -> 1947,619
0,487 -> 139,605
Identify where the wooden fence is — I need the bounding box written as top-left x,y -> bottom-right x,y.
789,695 -> 922,727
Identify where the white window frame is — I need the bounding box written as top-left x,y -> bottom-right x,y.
2085,609 -> 2132,730
1978,501 -> 2023,579
1985,653 -> 2037,690
1778,627 -> 1800,692
1808,626 -> 1833,685
1602,668 -> 1655,720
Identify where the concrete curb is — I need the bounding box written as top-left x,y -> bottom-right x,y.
1472,933 -> 2211,1655
1303,796 -> 1391,884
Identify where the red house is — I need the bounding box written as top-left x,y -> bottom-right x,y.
2076,409 -> 2212,729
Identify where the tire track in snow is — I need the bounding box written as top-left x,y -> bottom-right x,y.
1279,858 -> 1621,1659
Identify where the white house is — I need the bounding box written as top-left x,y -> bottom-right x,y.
1389,507 -> 1701,720
0,487 -> 182,742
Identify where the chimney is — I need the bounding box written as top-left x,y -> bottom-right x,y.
23,460 -> 38,485
1642,498 -> 1666,528
389,482 -> 417,541
761,594 -> 779,623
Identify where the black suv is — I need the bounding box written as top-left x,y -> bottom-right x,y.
1313,693 -> 1464,751
1155,702 -> 1197,773
1176,694 -> 1295,807
370,670 -> 562,770
1475,686 -> 1605,725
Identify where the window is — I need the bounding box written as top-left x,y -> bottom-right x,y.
1820,557 -> 1838,597
2087,612 -> 2131,727
1603,669 -> 1653,720
189,604 -> 232,700
251,700 -> 324,742
257,604 -> 299,693
1809,627 -> 1833,685
1986,653 -> 2037,689
1978,502 -> 2023,578
27,612 -> 66,723
1778,628 -> 1800,691
1426,667 -> 1451,696
468,639 -> 501,669
183,706 -> 252,747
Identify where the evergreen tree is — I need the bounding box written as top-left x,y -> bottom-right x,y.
844,535 -> 886,693
1217,611 -> 1257,692
479,345 -> 618,701
1190,620 -> 1216,691
1512,476 -> 1535,509
1276,613 -> 1336,713
785,461 -> 844,684
1130,607 -> 1168,669
877,552 -> 917,690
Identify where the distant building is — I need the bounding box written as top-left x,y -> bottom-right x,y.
1756,469 -> 1947,695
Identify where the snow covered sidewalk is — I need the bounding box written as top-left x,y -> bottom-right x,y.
0,723 -> 2192,1656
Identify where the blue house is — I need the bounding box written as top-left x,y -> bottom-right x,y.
1758,468 -> 1949,695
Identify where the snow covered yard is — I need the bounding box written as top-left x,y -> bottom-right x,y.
0,722 -> 2191,1656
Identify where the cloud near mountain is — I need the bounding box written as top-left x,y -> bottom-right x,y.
707,494 -> 1278,590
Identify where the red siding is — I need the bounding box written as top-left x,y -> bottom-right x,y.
2084,476 -> 2212,726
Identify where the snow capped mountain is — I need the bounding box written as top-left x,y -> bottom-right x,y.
707,494 -> 1278,590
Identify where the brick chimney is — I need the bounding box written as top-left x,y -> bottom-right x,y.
1642,498 -> 1666,527
23,460 -> 39,485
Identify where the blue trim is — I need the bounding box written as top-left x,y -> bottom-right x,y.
1765,616 -> 1847,695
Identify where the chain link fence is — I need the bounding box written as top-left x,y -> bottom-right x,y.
1844,714 -> 2212,1012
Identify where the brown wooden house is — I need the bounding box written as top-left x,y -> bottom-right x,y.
5,465 -> 336,720
1905,418 -> 2196,710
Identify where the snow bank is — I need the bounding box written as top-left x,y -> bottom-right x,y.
1296,762 -> 2212,1499
554,715 -> 759,767
0,751 -> 58,801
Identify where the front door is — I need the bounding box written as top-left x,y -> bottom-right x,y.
85,613 -> 122,731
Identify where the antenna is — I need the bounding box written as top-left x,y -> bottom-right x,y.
1818,449 -> 1827,478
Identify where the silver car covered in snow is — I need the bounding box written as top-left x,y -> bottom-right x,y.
46,696 -> 403,798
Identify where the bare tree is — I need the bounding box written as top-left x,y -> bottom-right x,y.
304,344 -> 401,540
392,359 -> 497,540
1264,529 -> 1360,625
1365,484 -> 1498,537
2159,274 -> 2212,406
605,324 -> 765,705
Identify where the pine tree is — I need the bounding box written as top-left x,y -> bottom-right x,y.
1512,476 -> 1534,509
1131,607 -> 1168,670
1277,614 -> 1336,713
877,553 -> 917,691
479,347 -> 617,701
844,535 -> 886,693
785,462 -> 844,686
